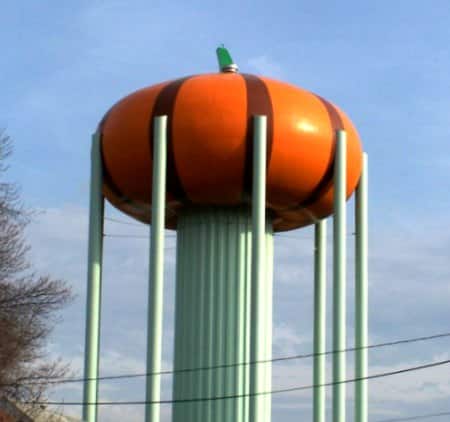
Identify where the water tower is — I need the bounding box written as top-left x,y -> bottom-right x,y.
82,47 -> 368,422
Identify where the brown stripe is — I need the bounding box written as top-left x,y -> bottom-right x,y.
300,95 -> 344,208
99,116 -> 133,205
316,95 -> 344,132
150,77 -> 192,201
242,74 -> 274,195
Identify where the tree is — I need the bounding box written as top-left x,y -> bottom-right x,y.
0,130 -> 73,409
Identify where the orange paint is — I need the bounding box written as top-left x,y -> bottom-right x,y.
99,73 -> 363,231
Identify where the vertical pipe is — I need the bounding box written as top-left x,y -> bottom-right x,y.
181,219 -> 194,421
172,219 -> 185,421
243,220 -> 252,422
204,212 -> 215,422
264,227 -> 274,422
215,216 -> 226,422
201,213 -> 213,422
249,115 -> 267,422
198,220 -> 208,420
83,132 -> 104,422
226,220 -> 238,421
181,217 -> 192,420
332,130 -> 347,422
355,153 -> 368,422
313,219 -> 327,422
145,116 -> 168,422
235,214 -> 246,422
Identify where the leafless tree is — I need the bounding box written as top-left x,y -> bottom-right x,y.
0,131 -> 73,407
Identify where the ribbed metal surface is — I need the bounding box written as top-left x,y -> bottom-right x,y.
172,207 -> 273,422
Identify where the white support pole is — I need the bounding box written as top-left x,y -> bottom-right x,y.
249,115 -> 268,422
83,132 -> 104,422
145,116 -> 168,422
332,130 -> 347,422
313,219 -> 327,422
355,153 -> 368,422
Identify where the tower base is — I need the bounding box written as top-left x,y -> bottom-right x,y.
172,207 -> 273,422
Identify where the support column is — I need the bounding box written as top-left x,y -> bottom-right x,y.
83,132 -> 104,422
355,153 -> 368,422
332,130 -> 347,422
313,220 -> 327,422
171,207 -> 274,422
250,115 -> 268,422
145,116 -> 168,422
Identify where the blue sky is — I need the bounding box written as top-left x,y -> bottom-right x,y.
1,1 -> 450,421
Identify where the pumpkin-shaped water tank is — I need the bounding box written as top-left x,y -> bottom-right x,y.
99,71 -> 362,231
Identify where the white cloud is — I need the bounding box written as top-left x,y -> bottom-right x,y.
247,55 -> 284,79
273,322 -> 307,357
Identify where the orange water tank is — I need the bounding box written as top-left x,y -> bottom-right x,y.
99,72 -> 362,231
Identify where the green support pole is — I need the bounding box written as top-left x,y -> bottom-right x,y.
172,219 -> 186,422
215,219 -> 226,422
313,220 -> 327,422
203,213 -> 214,422
263,229 -> 274,422
332,130 -> 347,422
82,132 -> 104,422
225,221 -> 238,422
355,153 -> 368,422
171,208 -> 273,422
197,220 -> 208,422
250,115 -> 268,422
145,116 -> 168,422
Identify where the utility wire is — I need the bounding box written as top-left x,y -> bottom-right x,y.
6,331 -> 450,387
375,411 -> 450,422
103,233 -> 176,239
103,233 -> 148,239
104,217 -> 352,240
23,357 -> 450,406
104,216 -> 175,236
105,217 -> 145,227
105,215 -> 307,239
105,215 -> 362,245
104,232 -> 298,240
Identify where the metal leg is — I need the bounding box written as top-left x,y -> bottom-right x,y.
249,115 -> 268,422
83,133 -> 104,422
332,130 -> 347,422
145,116 -> 168,422
355,153 -> 368,422
313,220 -> 327,422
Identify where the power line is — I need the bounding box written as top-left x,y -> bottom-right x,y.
101,216 -> 342,240
104,231 -> 302,240
105,216 -> 145,227
376,411 -> 450,422
23,357 -> 450,406
104,215 -> 294,232
103,233 -> 176,239
104,216 -> 355,239
103,233 -> 148,238
7,331 -> 450,387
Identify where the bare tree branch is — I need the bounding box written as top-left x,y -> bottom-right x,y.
0,130 -> 73,408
